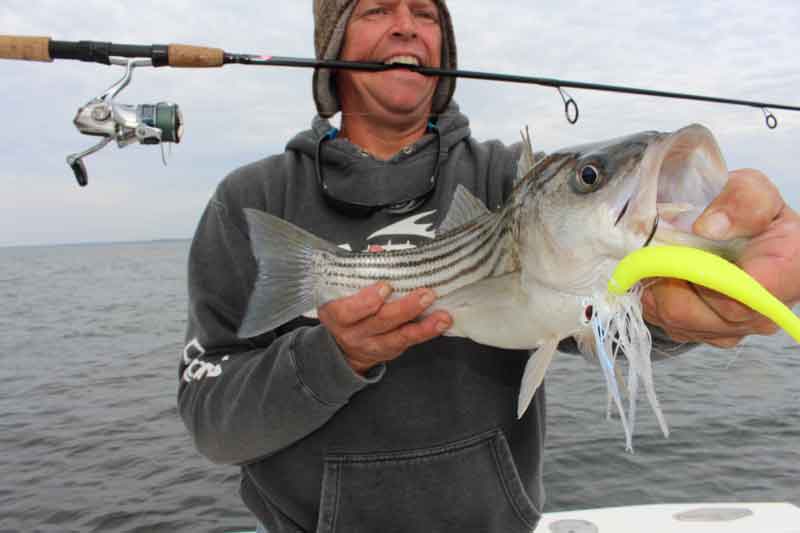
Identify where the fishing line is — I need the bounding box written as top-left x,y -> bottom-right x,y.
723,343 -> 748,371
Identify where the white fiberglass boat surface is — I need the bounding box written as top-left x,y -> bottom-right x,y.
538,502 -> 800,533
229,502 -> 800,533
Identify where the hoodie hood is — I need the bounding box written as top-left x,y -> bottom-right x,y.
286,102 -> 471,208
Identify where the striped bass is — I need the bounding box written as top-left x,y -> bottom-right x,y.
239,124 -> 743,446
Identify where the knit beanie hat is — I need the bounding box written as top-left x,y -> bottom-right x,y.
313,0 -> 457,118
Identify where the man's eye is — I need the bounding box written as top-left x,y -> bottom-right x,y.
414,10 -> 438,22
363,7 -> 388,16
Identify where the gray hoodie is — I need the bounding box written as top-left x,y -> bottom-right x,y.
179,102 -> 545,532
178,98 -> 693,533
179,103 -> 686,532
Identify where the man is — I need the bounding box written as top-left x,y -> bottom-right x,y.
179,1 -> 800,531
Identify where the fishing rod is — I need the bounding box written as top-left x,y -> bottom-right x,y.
2,35 -> 799,186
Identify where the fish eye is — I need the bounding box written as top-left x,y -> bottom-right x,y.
571,163 -> 604,193
580,165 -> 599,185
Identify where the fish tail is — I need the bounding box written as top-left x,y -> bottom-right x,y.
238,208 -> 336,338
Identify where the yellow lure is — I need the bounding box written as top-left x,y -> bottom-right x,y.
608,245 -> 800,344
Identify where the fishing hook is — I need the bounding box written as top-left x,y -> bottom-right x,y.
557,87 -> 580,124
762,107 -> 778,130
643,215 -> 659,248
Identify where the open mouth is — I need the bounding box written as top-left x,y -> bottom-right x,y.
617,124 -> 728,243
384,55 -> 422,67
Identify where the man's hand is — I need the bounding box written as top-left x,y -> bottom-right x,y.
318,282 -> 453,375
643,169 -> 800,348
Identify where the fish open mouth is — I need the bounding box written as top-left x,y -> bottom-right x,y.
619,124 -> 728,244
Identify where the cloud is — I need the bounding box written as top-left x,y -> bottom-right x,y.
1,0 -> 797,246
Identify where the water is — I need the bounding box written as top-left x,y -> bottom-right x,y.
0,241 -> 797,532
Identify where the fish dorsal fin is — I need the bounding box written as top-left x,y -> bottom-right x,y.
516,125 -> 537,183
437,184 -> 491,235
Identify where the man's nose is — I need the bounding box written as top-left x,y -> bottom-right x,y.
391,7 -> 418,38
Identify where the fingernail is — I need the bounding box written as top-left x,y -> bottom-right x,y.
378,284 -> 391,300
697,211 -> 731,240
420,291 -> 436,308
436,321 -> 450,332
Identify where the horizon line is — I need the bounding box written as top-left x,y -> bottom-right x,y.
0,236 -> 193,250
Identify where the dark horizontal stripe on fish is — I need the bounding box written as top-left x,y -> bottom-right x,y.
327,219 -> 508,280
323,243 -> 504,292
327,211 -> 511,273
325,216 -> 489,264
326,216 -> 492,270
328,225 -> 511,286
423,238 -> 511,289
324,281 -> 420,293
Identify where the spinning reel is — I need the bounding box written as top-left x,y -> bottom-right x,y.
68,57 -> 182,186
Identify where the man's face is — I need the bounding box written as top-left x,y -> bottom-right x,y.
337,0 -> 443,117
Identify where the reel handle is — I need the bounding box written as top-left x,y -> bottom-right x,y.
0,35 -> 52,62
69,158 -> 88,187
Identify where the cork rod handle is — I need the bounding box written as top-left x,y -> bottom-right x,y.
168,44 -> 224,68
0,35 -> 52,62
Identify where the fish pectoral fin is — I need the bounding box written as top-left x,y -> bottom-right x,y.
436,184 -> 493,235
517,337 -> 559,419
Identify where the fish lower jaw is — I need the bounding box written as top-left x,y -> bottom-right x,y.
615,212 -> 657,247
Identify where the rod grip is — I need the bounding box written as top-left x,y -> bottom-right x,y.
167,44 -> 224,68
0,35 -> 52,62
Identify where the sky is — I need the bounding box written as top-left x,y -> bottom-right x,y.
1,1 -> 798,247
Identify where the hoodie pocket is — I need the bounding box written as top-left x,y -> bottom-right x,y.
315,429 -> 540,533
